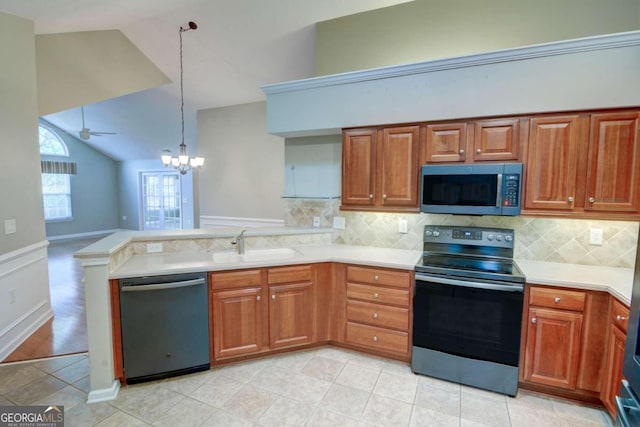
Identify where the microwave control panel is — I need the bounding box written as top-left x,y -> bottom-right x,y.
502,174 -> 520,207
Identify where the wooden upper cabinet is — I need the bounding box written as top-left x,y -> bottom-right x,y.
424,122 -> 467,163
525,115 -> 585,211
342,125 -> 420,212
378,126 -> 420,207
342,129 -> 376,207
585,111 -> 640,214
473,118 -> 521,161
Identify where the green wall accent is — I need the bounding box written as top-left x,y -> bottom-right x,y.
316,0 -> 640,76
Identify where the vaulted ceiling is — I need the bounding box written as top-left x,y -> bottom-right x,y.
0,0 -> 412,160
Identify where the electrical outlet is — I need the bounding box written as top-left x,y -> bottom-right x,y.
4,219 -> 16,235
398,218 -> 408,234
9,289 -> 15,304
333,216 -> 345,230
146,242 -> 163,253
589,228 -> 604,246
313,216 -> 320,227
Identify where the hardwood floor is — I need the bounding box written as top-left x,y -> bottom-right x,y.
2,237 -> 102,363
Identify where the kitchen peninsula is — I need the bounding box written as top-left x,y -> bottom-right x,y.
75,227 -> 634,407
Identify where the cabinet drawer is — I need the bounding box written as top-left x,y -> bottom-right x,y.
268,264 -> 312,285
346,283 -> 409,307
529,287 -> 585,311
210,269 -> 262,290
345,322 -> 409,355
347,265 -> 411,288
611,298 -> 630,333
347,300 -> 409,331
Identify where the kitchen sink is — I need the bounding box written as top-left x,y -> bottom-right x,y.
212,247 -> 301,263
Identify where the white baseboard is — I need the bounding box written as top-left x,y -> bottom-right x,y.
46,229 -> 122,242
200,215 -> 284,228
87,379 -> 120,403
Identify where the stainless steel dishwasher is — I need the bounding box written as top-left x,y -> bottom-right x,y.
119,272 -> 210,384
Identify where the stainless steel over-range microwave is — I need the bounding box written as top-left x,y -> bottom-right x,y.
420,163 -> 523,216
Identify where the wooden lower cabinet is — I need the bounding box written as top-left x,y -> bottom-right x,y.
211,286 -> 265,359
602,299 -> 630,417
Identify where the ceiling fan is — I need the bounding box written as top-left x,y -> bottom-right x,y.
77,106 -> 116,140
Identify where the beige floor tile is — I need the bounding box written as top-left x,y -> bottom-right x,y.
335,363 -> 380,392
381,359 -> 413,376
71,375 -> 91,393
373,371 -> 418,404
33,354 -> 88,374
550,398 -> 609,425
346,352 -> 388,370
200,408 -> 253,427
257,396 -> 315,426
63,401 -> 119,427
416,374 -> 461,393
410,405 -> 459,427
302,356 -> 345,382
321,383 -> 370,418
110,383 -> 185,423
216,358 -> 274,383
362,394 -> 412,426
461,392 -> 510,427
0,395 -> 13,405
414,379 -> 460,417
151,396 -> 216,427
187,374 -> 244,408
222,384 -> 277,422
4,374 -> 67,405
95,410 -> 149,426
159,370 -> 211,395
51,357 -> 90,384
33,384 -> 86,410
272,350 -> 316,372
250,366 -> 295,395
280,372 -> 332,404
0,364 -> 48,395
310,347 -> 354,363
306,408 -> 361,427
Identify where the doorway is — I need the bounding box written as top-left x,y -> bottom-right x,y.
140,171 -> 182,230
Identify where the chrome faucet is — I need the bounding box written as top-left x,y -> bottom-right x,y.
231,229 -> 247,254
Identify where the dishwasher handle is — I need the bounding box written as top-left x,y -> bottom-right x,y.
121,277 -> 205,292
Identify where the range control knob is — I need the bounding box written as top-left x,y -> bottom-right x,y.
487,234 -> 494,241
425,230 -> 433,237
433,231 -> 440,237
496,235 -> 504,242
505,235 -> 513,242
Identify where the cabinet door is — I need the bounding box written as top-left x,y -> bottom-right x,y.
473,118 -> 521,161
523,307 -> 583,390
525,116 -> 584,211
585,112 -> 640,213
342,129 -> 376,206
602,325 -> 626,417
378,126 -> 420,207
212,287 -> 264,359
269,282 -> 315,349
424,122 -> 467,163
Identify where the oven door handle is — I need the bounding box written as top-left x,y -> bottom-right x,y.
415,274 -> 523,292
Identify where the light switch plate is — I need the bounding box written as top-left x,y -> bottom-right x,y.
398,218 -> 408,234
313,216 -> 320,227
333,216 -> 345,230
4,219 -> 16,235
589,228 -> 603,246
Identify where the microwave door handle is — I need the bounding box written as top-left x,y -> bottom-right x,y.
496,173 -> 503,207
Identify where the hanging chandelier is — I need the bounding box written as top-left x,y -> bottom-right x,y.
161,21 -> 204,174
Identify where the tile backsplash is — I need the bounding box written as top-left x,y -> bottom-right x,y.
284,198 -> 639,268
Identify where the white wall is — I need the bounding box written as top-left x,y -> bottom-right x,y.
0,12 -> 52,361
197,101 -> 284,222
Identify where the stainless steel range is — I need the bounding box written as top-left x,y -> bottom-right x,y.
412,225 -> 526,396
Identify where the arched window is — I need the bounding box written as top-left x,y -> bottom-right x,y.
39,125 -> 73,221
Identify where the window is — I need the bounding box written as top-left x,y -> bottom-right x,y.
141,172 -> 182,230
39,125 -> 72,220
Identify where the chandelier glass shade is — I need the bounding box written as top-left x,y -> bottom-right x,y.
161,21 -> 204,175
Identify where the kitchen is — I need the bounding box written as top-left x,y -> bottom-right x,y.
2,0 -> 640,426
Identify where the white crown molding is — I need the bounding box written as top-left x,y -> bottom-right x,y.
262,31 -> 640,95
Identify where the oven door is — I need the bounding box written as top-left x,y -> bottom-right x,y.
413,273 -> 524,366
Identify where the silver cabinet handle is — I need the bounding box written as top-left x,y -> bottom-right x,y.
374,275 -> 380,281
476,148 -> 481,154
382,194 -> 387,200
256,295 -> 261,301
372,336 -> 378,342
459,149 -> 465,154
369,194 -> 373,199
531,318 -> 537,324
554,297 -> 561,303
588,197 -> 595,203
373,292 -> 379,299
568,196 -> 574,203
373,313 -> 379,319
617,315 -> 628,321
271,294 -> 276,300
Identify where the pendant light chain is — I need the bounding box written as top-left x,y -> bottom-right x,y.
179,25 -> 186,150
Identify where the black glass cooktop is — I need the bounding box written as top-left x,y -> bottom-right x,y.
416,253 -> 525,283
